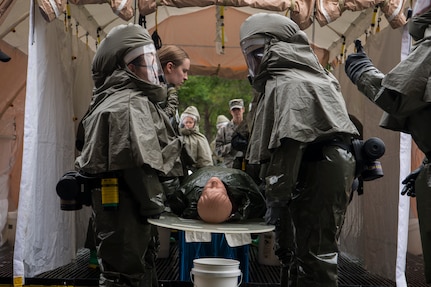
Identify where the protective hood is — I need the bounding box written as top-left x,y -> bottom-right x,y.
179,105 -> 200,135
240,13 -> 313,86
240,13 -> 359,163
240,13 -> 299,43
216,115 -> 230,125
92,23 -> 155,88
181,105 -> 200,123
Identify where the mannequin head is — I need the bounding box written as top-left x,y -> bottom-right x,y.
197,177 -> 232,223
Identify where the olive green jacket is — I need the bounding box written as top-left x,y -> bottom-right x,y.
75,69 -> 183,176
379,38 -> 431,155
248,36 -> 358,164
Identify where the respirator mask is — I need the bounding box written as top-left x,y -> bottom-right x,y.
352,137 -> 385,181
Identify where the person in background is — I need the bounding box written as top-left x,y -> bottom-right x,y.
215,99 -> 246,169
231,112 -> 262,187
344,8 -> 431,282
157,45 -> 191,133
179,106 -> 213,173
157,45 -> 192,205
210,115 -> 230,166
75,23 -> 183,287
239,13 -> 359,287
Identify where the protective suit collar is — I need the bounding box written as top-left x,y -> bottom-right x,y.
252,37 -> 322,92
89,69 -> 167,115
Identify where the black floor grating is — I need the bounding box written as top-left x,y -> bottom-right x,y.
1,242 -> 429,286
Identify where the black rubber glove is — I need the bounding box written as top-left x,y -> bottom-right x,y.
345,40 -> 376,85
231,132 -> 248,152
161,177 -> 188,215
401,165 -> 424,197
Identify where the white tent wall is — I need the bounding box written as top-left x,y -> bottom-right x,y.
12,2 -> 94,280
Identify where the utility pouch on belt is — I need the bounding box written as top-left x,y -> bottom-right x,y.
101,177 -> 119,210
303,137 -> 351,162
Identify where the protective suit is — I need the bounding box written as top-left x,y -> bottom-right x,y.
210,115 -> 230,166
239,13 -> 359,287
345,9 -> 431,282
75,23 -> 183,287
179,106 -> 213,171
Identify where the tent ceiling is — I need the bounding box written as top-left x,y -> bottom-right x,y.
1,1 -> 408,79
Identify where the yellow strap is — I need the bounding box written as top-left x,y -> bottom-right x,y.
13,276 -> 23,287
339,35 -> 346,64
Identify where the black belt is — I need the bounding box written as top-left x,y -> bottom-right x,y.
303,136 -> 351,162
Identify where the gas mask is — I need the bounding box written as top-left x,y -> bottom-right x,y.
352,137 -> 385,181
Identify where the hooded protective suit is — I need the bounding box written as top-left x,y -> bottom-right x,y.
75,23 -> 183,287
211,115 -> 230,166
345,9 -> 431,282
240,13 -> 358,287
179,106 -> 213,171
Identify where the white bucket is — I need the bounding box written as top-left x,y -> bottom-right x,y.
191,258 -> 242,287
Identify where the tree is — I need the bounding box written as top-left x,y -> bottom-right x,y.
178,75 -> 253,141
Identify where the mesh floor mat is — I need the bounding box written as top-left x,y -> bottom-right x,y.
0,241 -> 429,286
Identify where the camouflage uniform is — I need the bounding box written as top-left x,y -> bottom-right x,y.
215,99 -> 245,169
215,121 -> 243,168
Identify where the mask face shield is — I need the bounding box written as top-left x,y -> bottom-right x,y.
240,37 -> 267,78
125,44 -> 166,85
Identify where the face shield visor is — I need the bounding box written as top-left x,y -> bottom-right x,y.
240,37 -> 267,78
125,43 -> 166,85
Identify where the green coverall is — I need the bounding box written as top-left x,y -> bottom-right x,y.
239,13 -> 359,287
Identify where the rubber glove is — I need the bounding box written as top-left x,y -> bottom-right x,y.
345,40 -> 377,85
401,165 -> 424,197
231,132 -> 248,152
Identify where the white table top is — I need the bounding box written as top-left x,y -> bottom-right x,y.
148,213 -> 274,234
